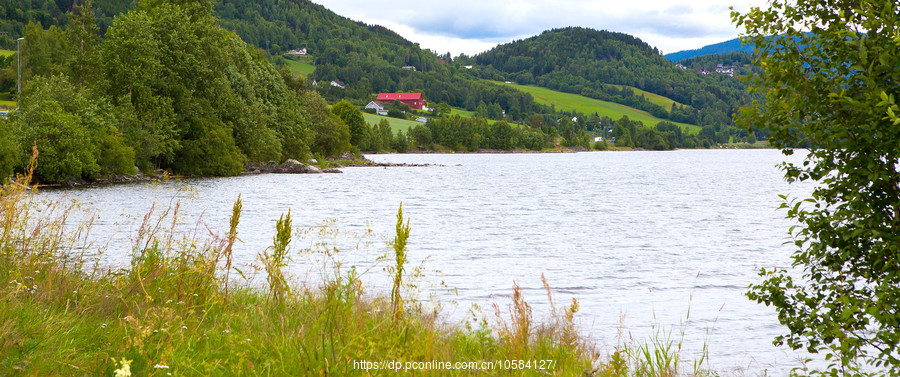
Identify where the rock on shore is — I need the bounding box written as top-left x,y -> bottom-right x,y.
243,159 -> 342,175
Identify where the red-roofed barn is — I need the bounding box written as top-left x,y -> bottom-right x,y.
376,93 -> 426,110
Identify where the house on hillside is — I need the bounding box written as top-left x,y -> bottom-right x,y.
287,48 -> 307,56
415,117 -> 428,123
365,101 -> 388,116
377,93 -> 426,110
401,66 -> 417,71
714,64 -> 736,77
330,80 -> 346,89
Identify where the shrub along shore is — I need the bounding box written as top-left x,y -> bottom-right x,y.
0,151 -> 712,376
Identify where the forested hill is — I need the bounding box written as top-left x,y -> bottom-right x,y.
1,0 -> 534,118
471,27 -> 749,127
663,37 -> 753,62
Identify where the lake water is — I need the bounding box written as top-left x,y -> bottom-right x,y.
40,149 -> 816,375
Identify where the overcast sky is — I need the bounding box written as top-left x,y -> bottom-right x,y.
312,0 -> 768,56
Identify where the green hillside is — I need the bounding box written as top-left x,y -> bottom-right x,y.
285,59 -> 315,77
362,112 -> 421,134
498,82 -> 700,133
472,27 -> 747,128
607,84 -> 690,112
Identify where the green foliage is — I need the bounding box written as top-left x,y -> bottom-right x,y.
390,203 -> 410,319
17,74 -> 135,182
7,0 -> 325,180
262,209 -> 292,303
372,118 -> 393,152
391,129 -> 408,153
0,117 -> 19,180
331,99 -> 367,148
172,118 -> 244,176
735,0 -> 900,372
301,90 -> 350,157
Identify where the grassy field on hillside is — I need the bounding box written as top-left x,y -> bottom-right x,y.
607,84 -> 690,112
285,59 -> 315,77
362,112 -> 422,134
0,92 -> 15,109
497,82 -> 700,133
450,108 -> 474,117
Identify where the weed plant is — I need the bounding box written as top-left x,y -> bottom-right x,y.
0,148 -> 716,376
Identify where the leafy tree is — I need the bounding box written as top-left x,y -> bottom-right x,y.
65,0 -> 101,87
301,90 -> 349,157
435,102 -> 451,117
408,124 -> 431,149
0,117 -> 20,180
391,129 -> 408,153
373,119 -> 392,152
331,100 -> 367,148
16,75 -> 135,182
735,1 -> 900,372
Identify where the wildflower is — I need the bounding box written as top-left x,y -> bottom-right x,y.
223,329 -> 230,334
153,364 -> 170,369
101,323 -> 108,329
182,326 -> 187,330
113,358 -> 132,377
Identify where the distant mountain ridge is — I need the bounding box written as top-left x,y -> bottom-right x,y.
664,38 -> 754,62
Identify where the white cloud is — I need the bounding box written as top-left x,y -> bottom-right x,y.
312,0 -> 767,56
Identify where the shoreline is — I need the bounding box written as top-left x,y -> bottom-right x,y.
33,143 -> 774,189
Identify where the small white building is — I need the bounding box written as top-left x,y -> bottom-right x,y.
330,80 -> 346,89
594,136 -> 604,142
365,101 -> 388,116
287,48 -> 307,56
401,66 -> 417,71
415,117 -> 428,123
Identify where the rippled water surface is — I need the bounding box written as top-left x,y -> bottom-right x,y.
42,149 -> 815,374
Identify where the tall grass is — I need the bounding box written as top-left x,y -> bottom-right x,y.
0,148 -> 717,376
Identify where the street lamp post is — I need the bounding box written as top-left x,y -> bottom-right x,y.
16,37 -> 24,109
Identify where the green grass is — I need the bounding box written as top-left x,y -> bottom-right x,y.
285,59 -> 315,77
362,112 -> 422,134
0,92 -> 14,109
445,107 -> 507,125
450,108 -> 474,117
496,82 -> 700,134
607,84 -> 691,112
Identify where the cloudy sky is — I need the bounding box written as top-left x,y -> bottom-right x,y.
313,0 -> 768,56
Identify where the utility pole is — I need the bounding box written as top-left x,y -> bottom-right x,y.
17,37 -> 24,109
